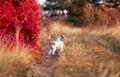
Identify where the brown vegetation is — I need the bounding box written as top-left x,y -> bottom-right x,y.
38,22 -> 120,77
84,4 -> 120,27
52,22 -> 120,77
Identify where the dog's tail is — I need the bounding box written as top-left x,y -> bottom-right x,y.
48,35 -> 52,45
48,35 -> 55,45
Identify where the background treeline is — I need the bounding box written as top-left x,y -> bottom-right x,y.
44,0 -> 120,27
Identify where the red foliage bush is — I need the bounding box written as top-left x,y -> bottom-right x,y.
0,0 -> 42,57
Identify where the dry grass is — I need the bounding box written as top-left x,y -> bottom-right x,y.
41,22 -> 120,77
31,20 -> 120,77
0,45 -> 34,77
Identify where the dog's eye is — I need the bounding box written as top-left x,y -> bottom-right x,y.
63,38 -> 66,41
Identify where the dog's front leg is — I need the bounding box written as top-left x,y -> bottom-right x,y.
58,46 -> 64,55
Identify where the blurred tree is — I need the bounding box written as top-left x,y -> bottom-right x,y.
44,0 -> 89,26
44,0 -> 120,26
63,0 -> 89,26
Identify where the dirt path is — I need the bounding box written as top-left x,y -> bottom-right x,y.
27,45 -> 58,77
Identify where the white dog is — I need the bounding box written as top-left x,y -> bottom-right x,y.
48,34 -> 66,57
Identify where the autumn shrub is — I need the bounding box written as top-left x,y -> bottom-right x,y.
0,0 -> 42,57
83,5 -> 120,27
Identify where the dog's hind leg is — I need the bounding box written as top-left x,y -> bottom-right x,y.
51,46 -> 57,56
48,49 -> 52,56
47,45 -> 53,57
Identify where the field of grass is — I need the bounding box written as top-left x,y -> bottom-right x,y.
38,21 -> 120,77
0,21 -> 120,77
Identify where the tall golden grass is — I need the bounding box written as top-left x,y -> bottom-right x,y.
43,22 -> 120,77
0,44 -> 34,77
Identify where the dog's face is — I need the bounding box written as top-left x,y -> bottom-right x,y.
60,34 -> 67,42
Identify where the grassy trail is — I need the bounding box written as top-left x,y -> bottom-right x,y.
29,21 -> 120,77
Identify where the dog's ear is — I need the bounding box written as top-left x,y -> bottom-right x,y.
60,34 -> 62,37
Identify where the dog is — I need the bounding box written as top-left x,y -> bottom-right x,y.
47,34 -> 66,57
